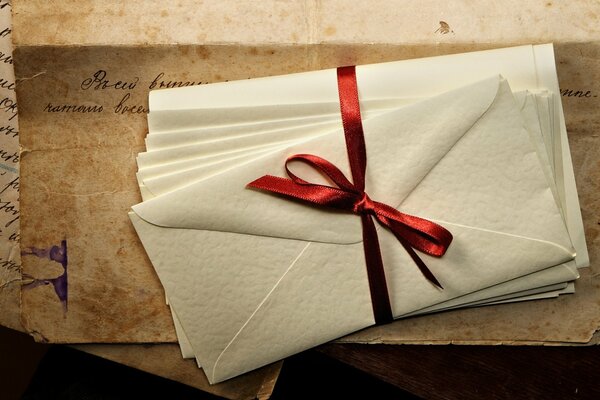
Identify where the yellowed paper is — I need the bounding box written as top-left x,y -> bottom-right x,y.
0,1 -> 22,332
0,3 -> 284,396
13,0 -> 600,347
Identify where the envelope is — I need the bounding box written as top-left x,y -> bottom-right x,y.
140,91 -> 577,302
145,44 -> 588,271
129,75 -> 576,382
142,87 -> 580,364
137,45 -> 585,363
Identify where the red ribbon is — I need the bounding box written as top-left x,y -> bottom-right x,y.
248,66 -> 452,324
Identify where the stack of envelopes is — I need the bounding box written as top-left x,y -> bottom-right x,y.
129,44 -> 588,383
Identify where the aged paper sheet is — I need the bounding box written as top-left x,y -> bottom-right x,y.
13,0 -> 600,347
0,3 -> 282,397
0,1 -> 21,332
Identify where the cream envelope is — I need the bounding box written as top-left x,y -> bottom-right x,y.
141,87 -> 579,359
146,44 -> 587,270
130,76 -> 575,383
141,89 -> 577,364
145,116 -> 339,150
141,93 -> 578,364
146,98 -> 408,135
140,90 -> 577,285
142,91 -> 557,203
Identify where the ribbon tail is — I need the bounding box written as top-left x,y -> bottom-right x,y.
361,214 -> 394,324
394,232 -> 444,289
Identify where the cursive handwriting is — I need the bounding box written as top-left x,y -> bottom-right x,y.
148,72 -> 205,90
0,176 -> 18,195
114,93 -> 148,114
0,148 -> 17,163
0,257 -> 19,274
0,199 -> 18,228
560,88 -> 596,98
81,70 -> 139,91
51,72 -> 211,116
0,50 -> 11,65
44,102 -> 103,113
0,0 -> 21,308
0,76 -> 14,90
0,96 -> 16,120
0,125 -> 17,137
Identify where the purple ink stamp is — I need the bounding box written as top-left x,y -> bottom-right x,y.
22,240 -> 68,312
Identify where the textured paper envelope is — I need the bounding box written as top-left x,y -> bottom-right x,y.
130,76 -> 577,382
145,44 -> 588,272
144,88 -> 579,362
13,0 -> 600,350
141,86 -> 575,331
142,85 -> 578,362
138,51 -> 579,338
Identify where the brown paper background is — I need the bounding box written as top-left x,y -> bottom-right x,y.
12,0 -> 600,46
15,42 -> 600,346
0,284 -> 21,331
13,0 -> 600,348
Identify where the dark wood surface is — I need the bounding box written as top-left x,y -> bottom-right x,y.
319,343 -> 600,399
5,323 -> 600,399
1,325 -> 411,400
0,325 -> 48,399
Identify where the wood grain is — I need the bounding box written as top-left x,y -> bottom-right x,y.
320,343 -> 600,399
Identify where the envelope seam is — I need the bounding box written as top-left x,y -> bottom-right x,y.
405,281 -> 572,317
211,241 -> 312,381
430,219 -> 575,257
401,260 -> 578,317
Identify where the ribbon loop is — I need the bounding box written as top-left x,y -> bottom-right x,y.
247,66 -> 453,324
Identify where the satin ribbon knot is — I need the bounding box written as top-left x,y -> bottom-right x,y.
247,66 -> 453,325
353,193 -> 375,215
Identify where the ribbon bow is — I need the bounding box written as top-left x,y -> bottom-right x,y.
247,66 -> 452,324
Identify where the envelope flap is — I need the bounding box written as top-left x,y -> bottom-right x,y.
132,76 -> 502,244
206,221 -> 575,383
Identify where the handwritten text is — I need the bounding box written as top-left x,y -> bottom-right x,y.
0,125 -> 17,137
81,70 -> 139,91
44,102 -> 103,113
0,77 -> 14,90
0,148 -> 17,163
0,176 -> 18,196
0,257 -> 19,274
114,93 -> 148,115
560,88 -> 596,98
148,72 -> 205,90
0,96 -> 16,120
0,199 -> 18,228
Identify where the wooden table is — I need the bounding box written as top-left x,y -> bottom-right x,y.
318,343 -> 600,399
5,322 -> 600,399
